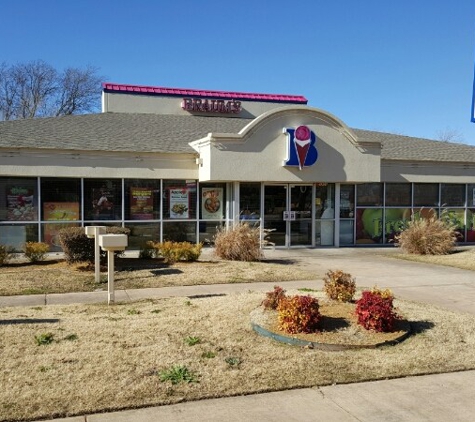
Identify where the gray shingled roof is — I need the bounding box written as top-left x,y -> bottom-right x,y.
0,113 -> 253,154
1,113 -> 475,163
353,129 -> 475,163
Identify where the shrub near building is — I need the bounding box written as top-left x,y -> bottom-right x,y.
24,242 -> 49,262
58,227 -> 130,263
396,211 -> 457,255
0,244 -> 14,266
355,288 -> 399,332
213,223 -> 263,261
278,295 -> 321,334
323,269 -> 356,302
148,241 -> 202,263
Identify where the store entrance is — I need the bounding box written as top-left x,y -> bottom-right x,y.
263,184 -> 312,247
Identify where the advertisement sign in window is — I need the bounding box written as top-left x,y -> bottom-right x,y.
43,202 -> 80,221
92,188 -> 115,220
6,187 -> 36,221
202,188 -> 223,219
170,188 -> 189,219
43,223 -> 78,248
130,187 -> 154,220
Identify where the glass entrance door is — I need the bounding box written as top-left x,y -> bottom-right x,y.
264,185 -> 287,246
290,185 -> 312,246
263,184 -> 313,247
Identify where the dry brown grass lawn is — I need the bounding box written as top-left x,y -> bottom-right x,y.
1,290 -> 475,421
0,257 -> 317,296
389,247 -> 475,271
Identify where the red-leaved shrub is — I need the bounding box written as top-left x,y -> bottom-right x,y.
277,295 -> 321,334
355,289 -> 399,332
262,285 -> 286,310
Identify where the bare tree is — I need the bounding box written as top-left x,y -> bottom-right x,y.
435,127 -> 465,143
0,60 -> 103,120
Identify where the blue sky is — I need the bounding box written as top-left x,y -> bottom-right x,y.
2,1 -> 475,144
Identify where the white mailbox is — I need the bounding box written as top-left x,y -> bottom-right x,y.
85,226 -> 106,238
85,226 -> 107,284
99,234 -> 128,251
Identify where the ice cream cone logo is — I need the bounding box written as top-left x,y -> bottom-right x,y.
294,126 -> 311,169
283,126 -> 318,169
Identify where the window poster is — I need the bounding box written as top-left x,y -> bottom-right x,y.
92,188 -> 114,219
6,186 -> 36,221
43,223 -> 77,248
43,202 -> 80,221
169,188 -> 189,219
202,187 -> 223,219
130,187 -> 154,220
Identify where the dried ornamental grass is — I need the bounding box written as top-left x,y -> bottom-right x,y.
213,223 -> 263,261
395,213 -> 457,255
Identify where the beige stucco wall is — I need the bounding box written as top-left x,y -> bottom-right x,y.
382,160 -> 475,183
192,106 -> 381,183
102,91 -> 297,118
0,149 -> 198,179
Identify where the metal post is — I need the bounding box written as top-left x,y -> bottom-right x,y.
95,228 -> 101,284
108,250 -> 115,305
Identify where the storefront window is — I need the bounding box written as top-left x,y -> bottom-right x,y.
357,183 -> 383,206
240,183 -> 261,221
199,222 -> 225,245
315,183 -> 335,246
467,209 -> 475,242
0,224 -> 38,251
127,223 -> 160,249
0,177 -> 38,221
412,207 -> 438,220
316,183 -> 335,219
441,184 -> 465,207
84,179 -> 122,221
356,208 -> 383,244
385,183 -> 411,206
340,185 -> 355,218
163,180 -> 197,219
414,183 -> 439,207
384,208 -> 410,243
163,221 -> 196,243
316,220 -> 334,246
339,220 -> 354,245
124,179 -> 161,220
41,178 -> 81,221
199,183 -> 226,220
468,184 -> 475,207
442,208 -> 466,242
42,223 -> 80,251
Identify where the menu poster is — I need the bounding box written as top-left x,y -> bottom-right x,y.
43,202 -> 80,221
92,188 -> 114,219
202,188 -> 223,219
7,187 -> 36,221
130,187 -> 154,220
169,188 -> 189,219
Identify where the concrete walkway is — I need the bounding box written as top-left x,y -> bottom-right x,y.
2,247 -> 475,421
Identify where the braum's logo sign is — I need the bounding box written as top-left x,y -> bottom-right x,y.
283,126 -> 318,170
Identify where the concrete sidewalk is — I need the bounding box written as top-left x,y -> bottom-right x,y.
2,247 -> 475,421
51,371 -> 475,422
